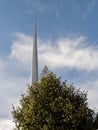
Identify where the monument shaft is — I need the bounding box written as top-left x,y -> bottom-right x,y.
31,17 -> 38,84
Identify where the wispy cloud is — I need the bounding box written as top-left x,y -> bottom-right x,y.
77,80 -> 98,112
10,32 -> 32,69
0,119 -> 14,130
10,33 -> 98,72
67,0 -> 97,19
87,0 -> 96,12
83,0 -> 96,18
24,0 -> 49,15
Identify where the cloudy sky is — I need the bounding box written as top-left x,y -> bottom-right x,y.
0,0 -> 98,129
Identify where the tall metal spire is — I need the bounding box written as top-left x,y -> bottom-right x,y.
31,17 -> 38,84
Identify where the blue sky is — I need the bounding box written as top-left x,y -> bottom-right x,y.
0,0 -> 98,129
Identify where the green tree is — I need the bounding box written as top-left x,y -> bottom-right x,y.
12,71 -> 95,130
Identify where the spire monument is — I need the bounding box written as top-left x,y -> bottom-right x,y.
31,17 -> 38,84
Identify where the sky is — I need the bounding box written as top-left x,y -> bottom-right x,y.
0,0 -> 98,129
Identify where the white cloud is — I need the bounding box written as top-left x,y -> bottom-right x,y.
0,119 -> 14,130
9,33 -> 98,72
0,57 -> 27,129
77,80 -> 98,112
10,32 -> 32,68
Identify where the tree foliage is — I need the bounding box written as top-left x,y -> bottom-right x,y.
12,70 -> 97,130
